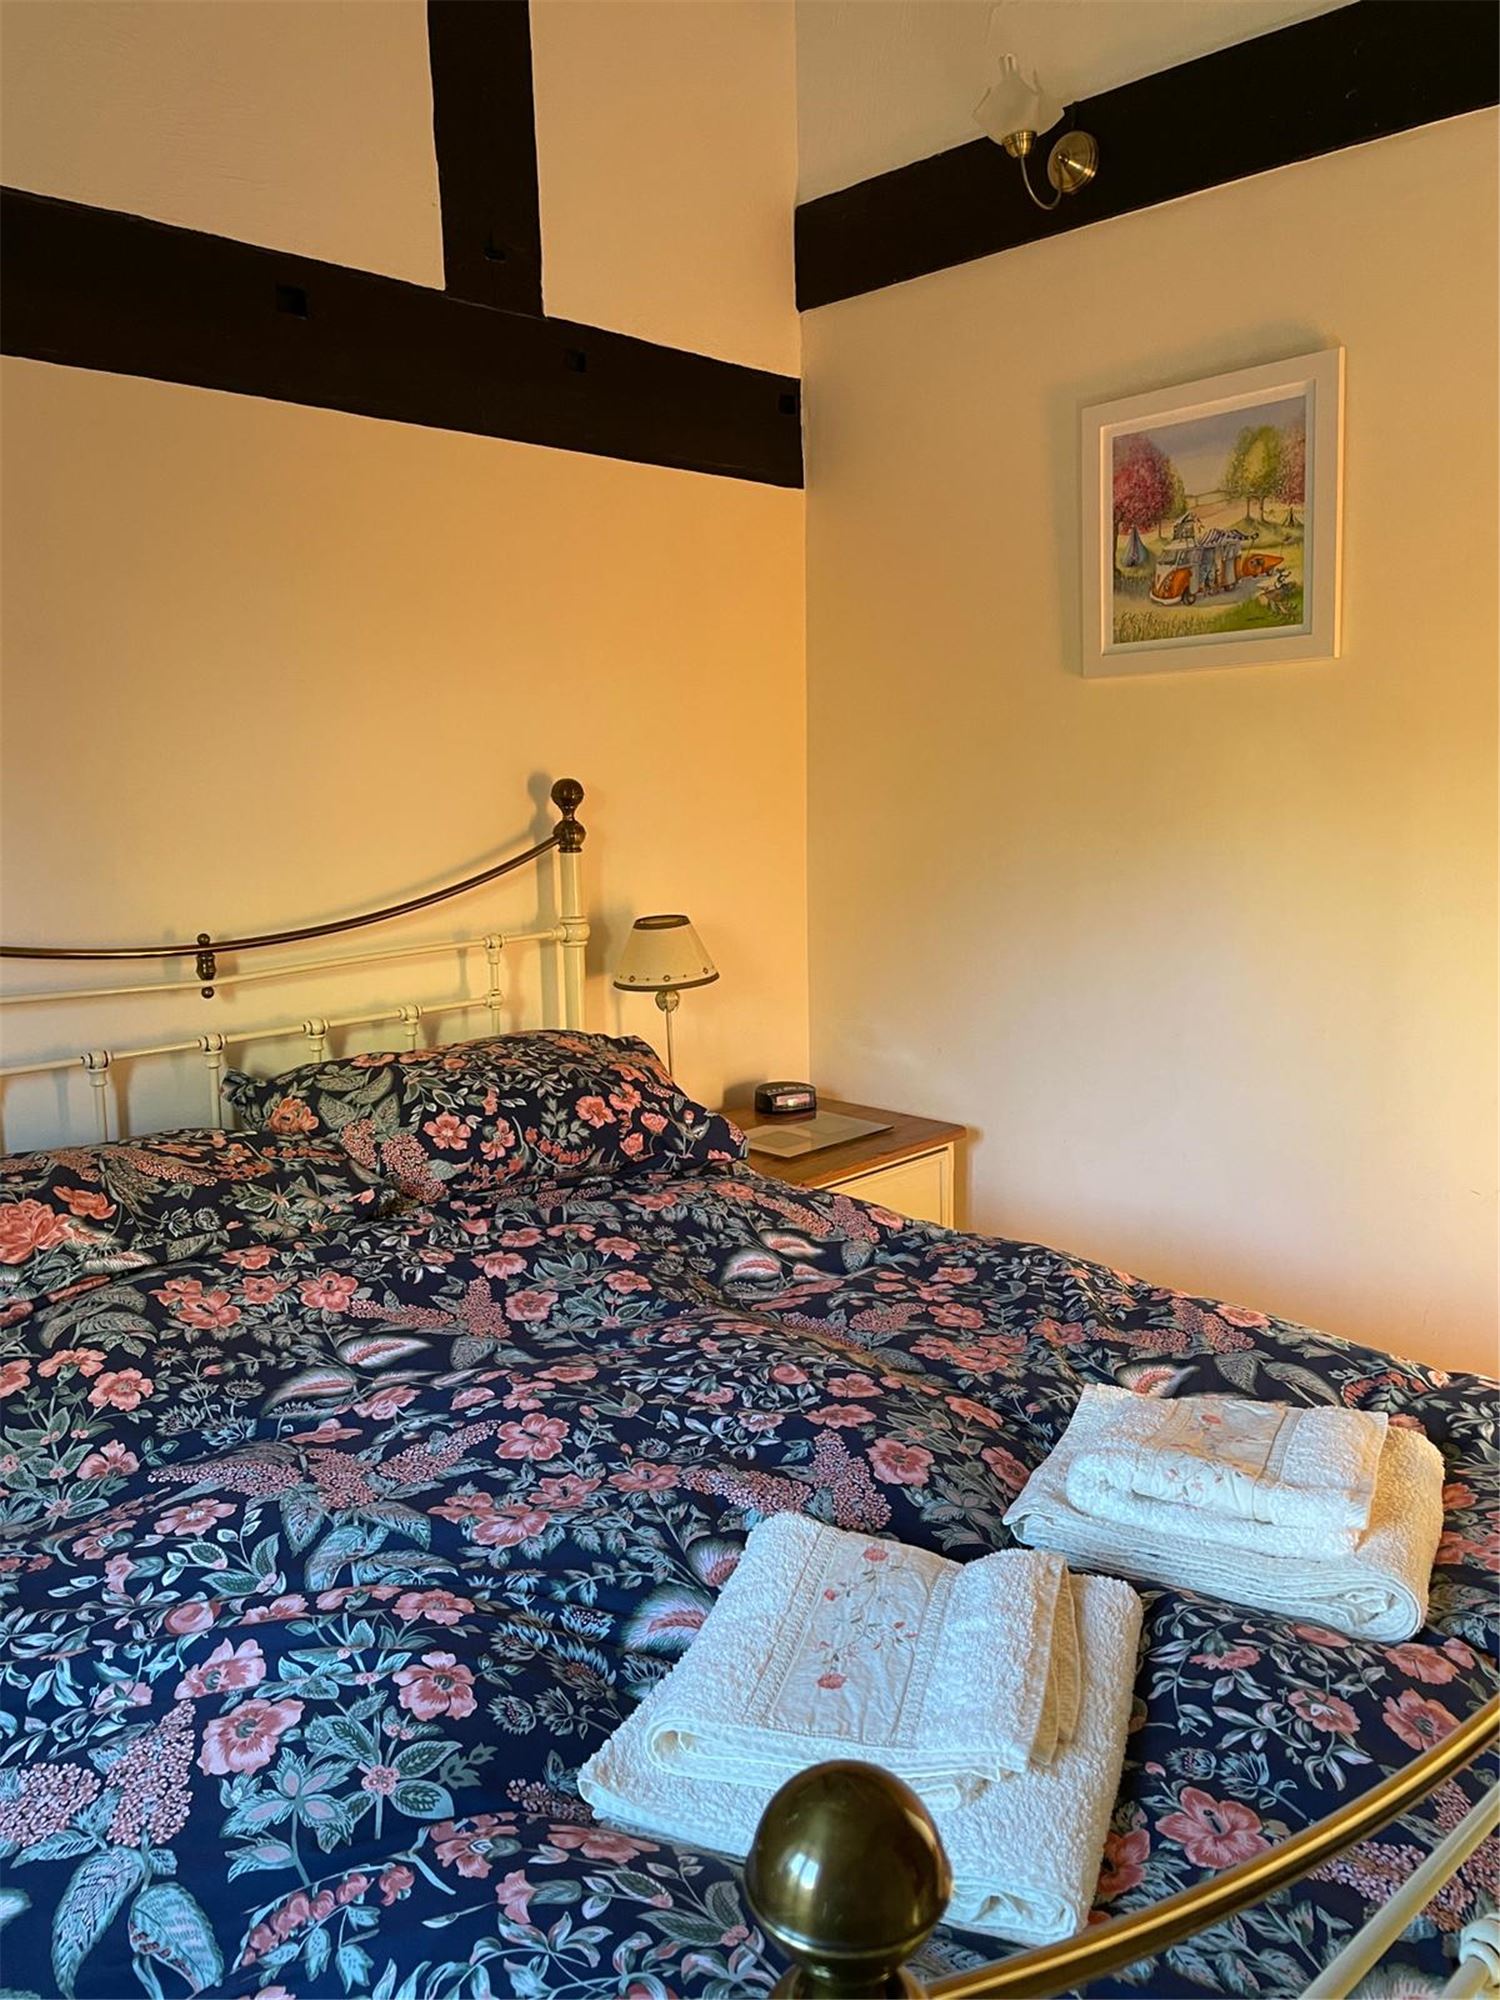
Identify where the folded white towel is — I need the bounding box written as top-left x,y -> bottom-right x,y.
1063,1389 -> 1387,1553
639,1515 -> 1076,1804
579,1571 -> 1143,1946
1005,1385 -> 1444,1643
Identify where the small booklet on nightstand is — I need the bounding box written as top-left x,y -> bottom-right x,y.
740,1111 -> 893,1158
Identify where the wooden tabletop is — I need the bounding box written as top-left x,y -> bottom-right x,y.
721,1096 -> 964,1188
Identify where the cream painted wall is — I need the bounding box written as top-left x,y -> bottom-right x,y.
795,0 -> 1351,200
0,361 -> 806,1144
803,113 -> 1499,1376
0,1 -> 807,1147
533,0 -> 799,372
0,0 -> 443,286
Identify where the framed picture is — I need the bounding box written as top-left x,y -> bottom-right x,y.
1081,348 -> 1344,677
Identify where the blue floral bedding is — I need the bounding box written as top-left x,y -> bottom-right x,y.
1,1164 -> 1494,1999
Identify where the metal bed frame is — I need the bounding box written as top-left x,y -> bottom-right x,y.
0,777 -> 588,1143
1,770 -> 1494,1995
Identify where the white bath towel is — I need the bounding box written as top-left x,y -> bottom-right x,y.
1005,1385 -> 1444,1643
639,1515 -> 1077,1805
1063,1389 -> 1387,1554
579,1571 -> 1143,1946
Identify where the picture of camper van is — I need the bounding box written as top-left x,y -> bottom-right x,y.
1149,516 -> 1253,606
1108,391 -> 1309,647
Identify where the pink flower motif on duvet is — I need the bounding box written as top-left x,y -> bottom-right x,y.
1383,1690 -> 1458,1751
393,1588 -> 475,1625
828,1372 -> 881,1399
473,1506 -> 551,1548
198,1697 -> 304,1776
1158,1788 -> 1271,1869
299,1272 -> 360,1312
980,1442 -> 1031,1497
546,1824 -> 658,1864
868,1438 -> 933,1486
395,1652 -> 477,1720
496,1413 -> 569,1460
354,1383 -> 418,1420
609,1461 -> 679,1495
430,1813 -> 519,1879
154,1500 -> 235,1536
0,1199 -> 71,1262
0,1359 -> 31,1397
1096,1827 -> 1150,1899
575,1096 -> 614,1129
1385,1642 -> 1459,1685
1189,1642 -> 1261,1671
423,1111 -> 474,1151
176,1639 -> 266,1700
268,1096 -> 317,1135
1289,1689 -> 1358,1734
55,1186 -> 115,1221
945,1394 -> 1003,1429
87,1368 -> 154,1410
37,1346 -> 106,1378
164,1599 -> 220,1636
505,1289 -> 555,1324
77,1439 -> 138,1479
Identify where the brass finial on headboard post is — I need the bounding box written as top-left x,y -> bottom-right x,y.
744,1761 -> 953,1998
551,777 -> 586,852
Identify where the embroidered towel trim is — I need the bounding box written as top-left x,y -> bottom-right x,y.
1063,1390 -> 1387,1552
579,1572 -> 1144,1947
643,1515 -> 1076,1804
1005,1385 -> 1444,1643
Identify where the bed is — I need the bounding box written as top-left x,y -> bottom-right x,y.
1,783 -> 1495,2000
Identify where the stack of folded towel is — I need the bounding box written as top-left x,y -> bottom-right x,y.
580,1513 -> 1143,1945
1004,1385 -> 1445,1643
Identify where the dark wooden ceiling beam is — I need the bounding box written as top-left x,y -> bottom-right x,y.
0,189 -> 803,488
428,0 -> 544,314
795,0 -> 1499,311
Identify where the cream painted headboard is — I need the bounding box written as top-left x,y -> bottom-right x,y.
0,778 -> 588,1151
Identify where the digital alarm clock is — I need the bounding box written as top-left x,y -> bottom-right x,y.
754,1081 -> 818,1117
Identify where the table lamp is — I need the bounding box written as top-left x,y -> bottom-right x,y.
613,913 -> 718,1075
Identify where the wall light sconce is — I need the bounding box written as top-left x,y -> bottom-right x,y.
974,55 -> 1098,212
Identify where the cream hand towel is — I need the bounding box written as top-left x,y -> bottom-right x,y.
641,1514 -> 1076,1806
1063,1388 -> 1387,1553
1005,1385 -> 1444,1643
579,1572 -> 1143,1947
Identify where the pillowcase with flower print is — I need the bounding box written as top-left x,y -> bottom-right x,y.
221,1031 -> 746,1200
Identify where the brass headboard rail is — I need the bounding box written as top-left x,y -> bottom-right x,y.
0,778 -> 585,992
745,1693 -> 1500,1999
0,779 -> 590,1147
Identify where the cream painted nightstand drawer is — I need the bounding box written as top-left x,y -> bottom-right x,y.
822,1145 -> 954,1227
725,1097 -> 964,1229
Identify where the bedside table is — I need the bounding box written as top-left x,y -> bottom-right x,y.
724,1096 -> 963,1228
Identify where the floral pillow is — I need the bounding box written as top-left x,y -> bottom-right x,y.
0,1129 -> 387,1312
221,1031 -> 747,1199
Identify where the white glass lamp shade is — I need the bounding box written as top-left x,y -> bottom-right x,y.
973,54 -> 1062,149
613,914 -> 719,994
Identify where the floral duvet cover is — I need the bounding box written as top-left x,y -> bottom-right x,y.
1,1164 -> 1494,2000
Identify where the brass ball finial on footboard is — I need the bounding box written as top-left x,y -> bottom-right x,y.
744,1761 -> 953,1998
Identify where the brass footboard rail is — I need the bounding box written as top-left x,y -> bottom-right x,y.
744,1693 -> 1499,1998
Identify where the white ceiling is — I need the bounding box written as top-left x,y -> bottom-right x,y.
796,0 -> 1354,201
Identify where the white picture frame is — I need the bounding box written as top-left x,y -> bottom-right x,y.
1081,348 -> 1344,678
